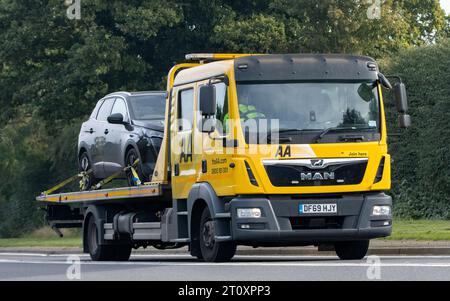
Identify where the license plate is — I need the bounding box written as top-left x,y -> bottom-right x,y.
299,203 -> 337,214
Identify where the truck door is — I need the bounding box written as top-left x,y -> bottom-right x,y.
171,87 -> 196,199
195,80 -> 235,196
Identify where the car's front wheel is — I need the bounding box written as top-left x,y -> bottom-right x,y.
125,148 -> 145,186
79,152 -> 97,191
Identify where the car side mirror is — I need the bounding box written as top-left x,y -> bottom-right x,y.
199,84 -> 216,117
107,113 -> 125,124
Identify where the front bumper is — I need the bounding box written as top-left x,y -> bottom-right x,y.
229,192 -> 392,245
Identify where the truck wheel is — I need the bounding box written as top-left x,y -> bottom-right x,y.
87,217 -> 132,261
335,240 -> 369,260
87,216 -> 114,261
199,207 -> 236,262
113,245 -> 132,261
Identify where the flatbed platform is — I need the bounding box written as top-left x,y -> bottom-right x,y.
36,183 -> 162,204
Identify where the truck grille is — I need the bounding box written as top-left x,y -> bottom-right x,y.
263,158 -> 368,187
290,217 -> 345,230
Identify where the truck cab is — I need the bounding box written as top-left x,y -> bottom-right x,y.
156,53 -> 410,260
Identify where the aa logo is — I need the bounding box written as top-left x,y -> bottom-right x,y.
276,146 -> 291,158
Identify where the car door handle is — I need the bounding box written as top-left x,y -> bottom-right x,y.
104,129 -> 109,135
85,128 -> 94,134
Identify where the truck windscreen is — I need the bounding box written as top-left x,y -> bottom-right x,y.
236,81 -> 381,144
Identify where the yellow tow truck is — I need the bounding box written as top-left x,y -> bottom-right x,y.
38,53 -> 410,262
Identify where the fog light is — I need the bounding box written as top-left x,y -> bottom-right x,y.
237,208 -> 261,218
373,205 -> 391,216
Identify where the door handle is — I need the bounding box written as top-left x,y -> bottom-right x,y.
104,129 -> 109,135
89,128 -> 94,134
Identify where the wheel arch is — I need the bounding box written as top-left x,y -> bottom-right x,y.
187,183 -> 228,243
123,140 -> 140,167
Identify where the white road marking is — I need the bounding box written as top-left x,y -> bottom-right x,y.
0,258 -> 450,268
1,252 -> 450,260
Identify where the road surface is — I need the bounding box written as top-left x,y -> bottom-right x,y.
0,252 -> 449,281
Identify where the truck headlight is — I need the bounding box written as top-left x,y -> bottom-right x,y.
372,205 -> 391,216
237,208 -> 262,218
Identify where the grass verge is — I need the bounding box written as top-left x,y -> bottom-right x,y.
385,219 -> 450,241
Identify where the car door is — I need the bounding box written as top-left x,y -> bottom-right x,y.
103,97 -> 131,175
93,97 -> 115,178
79,99 -> 102,167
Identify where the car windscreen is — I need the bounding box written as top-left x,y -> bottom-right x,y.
128,94 -> 166,121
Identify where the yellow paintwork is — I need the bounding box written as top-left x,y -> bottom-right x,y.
37,184 -> 161,203
165,54 -> 391,200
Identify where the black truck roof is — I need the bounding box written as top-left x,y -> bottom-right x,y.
234,54 -> 379,82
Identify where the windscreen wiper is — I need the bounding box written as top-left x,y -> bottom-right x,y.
315,126 -> 375,143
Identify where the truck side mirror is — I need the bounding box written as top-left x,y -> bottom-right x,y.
394,82 -> 408,113
393,82 -> 411,129
398,114 -> 411,129
199,84 -> 217,133
199,84 -> 216,117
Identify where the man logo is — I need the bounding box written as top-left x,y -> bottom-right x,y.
301,172 -> 335,181
310,159 -> 325,168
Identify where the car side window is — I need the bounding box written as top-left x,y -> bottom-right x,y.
178,89 -> 194,131
111,98 -> 129,122
90,101 -> 102,120
96,98 -> 115,121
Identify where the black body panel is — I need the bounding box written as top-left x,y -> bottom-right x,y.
234,54 -> 379,83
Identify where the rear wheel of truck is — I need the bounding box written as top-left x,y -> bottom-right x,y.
199,207 -> 236,262
87,216 -> 132,261
335,240 -> 369,260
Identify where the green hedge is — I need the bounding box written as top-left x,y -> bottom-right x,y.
382,40 -> 450,219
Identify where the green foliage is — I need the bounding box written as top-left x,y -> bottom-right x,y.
214,14 -> 287,53
0,1 -> 448,237
383,40 -> 450,219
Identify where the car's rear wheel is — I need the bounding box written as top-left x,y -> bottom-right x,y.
125,148 -> 145,186
79,152 -> 97,191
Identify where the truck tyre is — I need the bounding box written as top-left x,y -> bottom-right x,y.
335,240 -> 369,260
87,216 -> 132,261
199,207 -> 236,262
87,216 -> 114,261
113,245 -> 132,261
